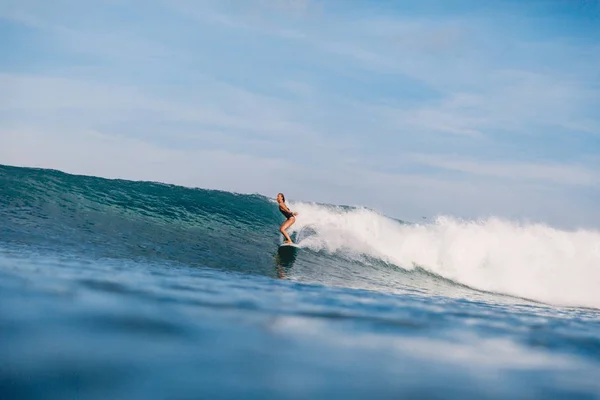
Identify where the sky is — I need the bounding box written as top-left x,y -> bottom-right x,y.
1,0 -> 600,228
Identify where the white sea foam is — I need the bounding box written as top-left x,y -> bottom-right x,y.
289,202 -> 600,309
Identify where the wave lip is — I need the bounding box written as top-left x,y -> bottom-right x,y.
290,202 -> 600,309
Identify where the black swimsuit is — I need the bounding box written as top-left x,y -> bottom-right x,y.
279,206 -> 294,220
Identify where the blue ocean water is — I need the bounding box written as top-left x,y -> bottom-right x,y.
1,164 -> 600,399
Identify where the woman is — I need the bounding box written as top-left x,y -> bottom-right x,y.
277,193 -> 298,244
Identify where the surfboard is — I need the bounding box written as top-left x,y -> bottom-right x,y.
277,243 -> 299,266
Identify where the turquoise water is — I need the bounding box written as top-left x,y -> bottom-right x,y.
1,164 -> 600,399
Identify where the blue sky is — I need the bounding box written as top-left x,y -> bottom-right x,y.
1,0 -> 600,227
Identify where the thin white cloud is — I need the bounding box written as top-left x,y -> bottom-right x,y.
0,73 -> 313,138
170,0 -> 311,39
411,154 -> 599,187
0,72 -> 357,170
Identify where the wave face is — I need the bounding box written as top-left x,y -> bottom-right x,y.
0,164 -> 283,276
2,164 -> 599,309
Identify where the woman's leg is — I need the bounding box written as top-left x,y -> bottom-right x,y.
279,217 -> 296,243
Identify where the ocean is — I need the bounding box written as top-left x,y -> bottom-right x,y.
1,164 -> 599,399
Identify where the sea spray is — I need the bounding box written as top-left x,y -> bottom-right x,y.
290,202 -> 600,308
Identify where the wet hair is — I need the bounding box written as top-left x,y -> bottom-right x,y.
278,193 -> 285,202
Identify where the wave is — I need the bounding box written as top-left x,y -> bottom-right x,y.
0,165 -> 283,275
289,202 -> 600,309
2,165 -> 599,309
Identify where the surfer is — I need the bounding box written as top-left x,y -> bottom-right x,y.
277,193 -> 298,244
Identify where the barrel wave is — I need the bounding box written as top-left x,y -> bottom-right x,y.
2,164 -> 599,309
